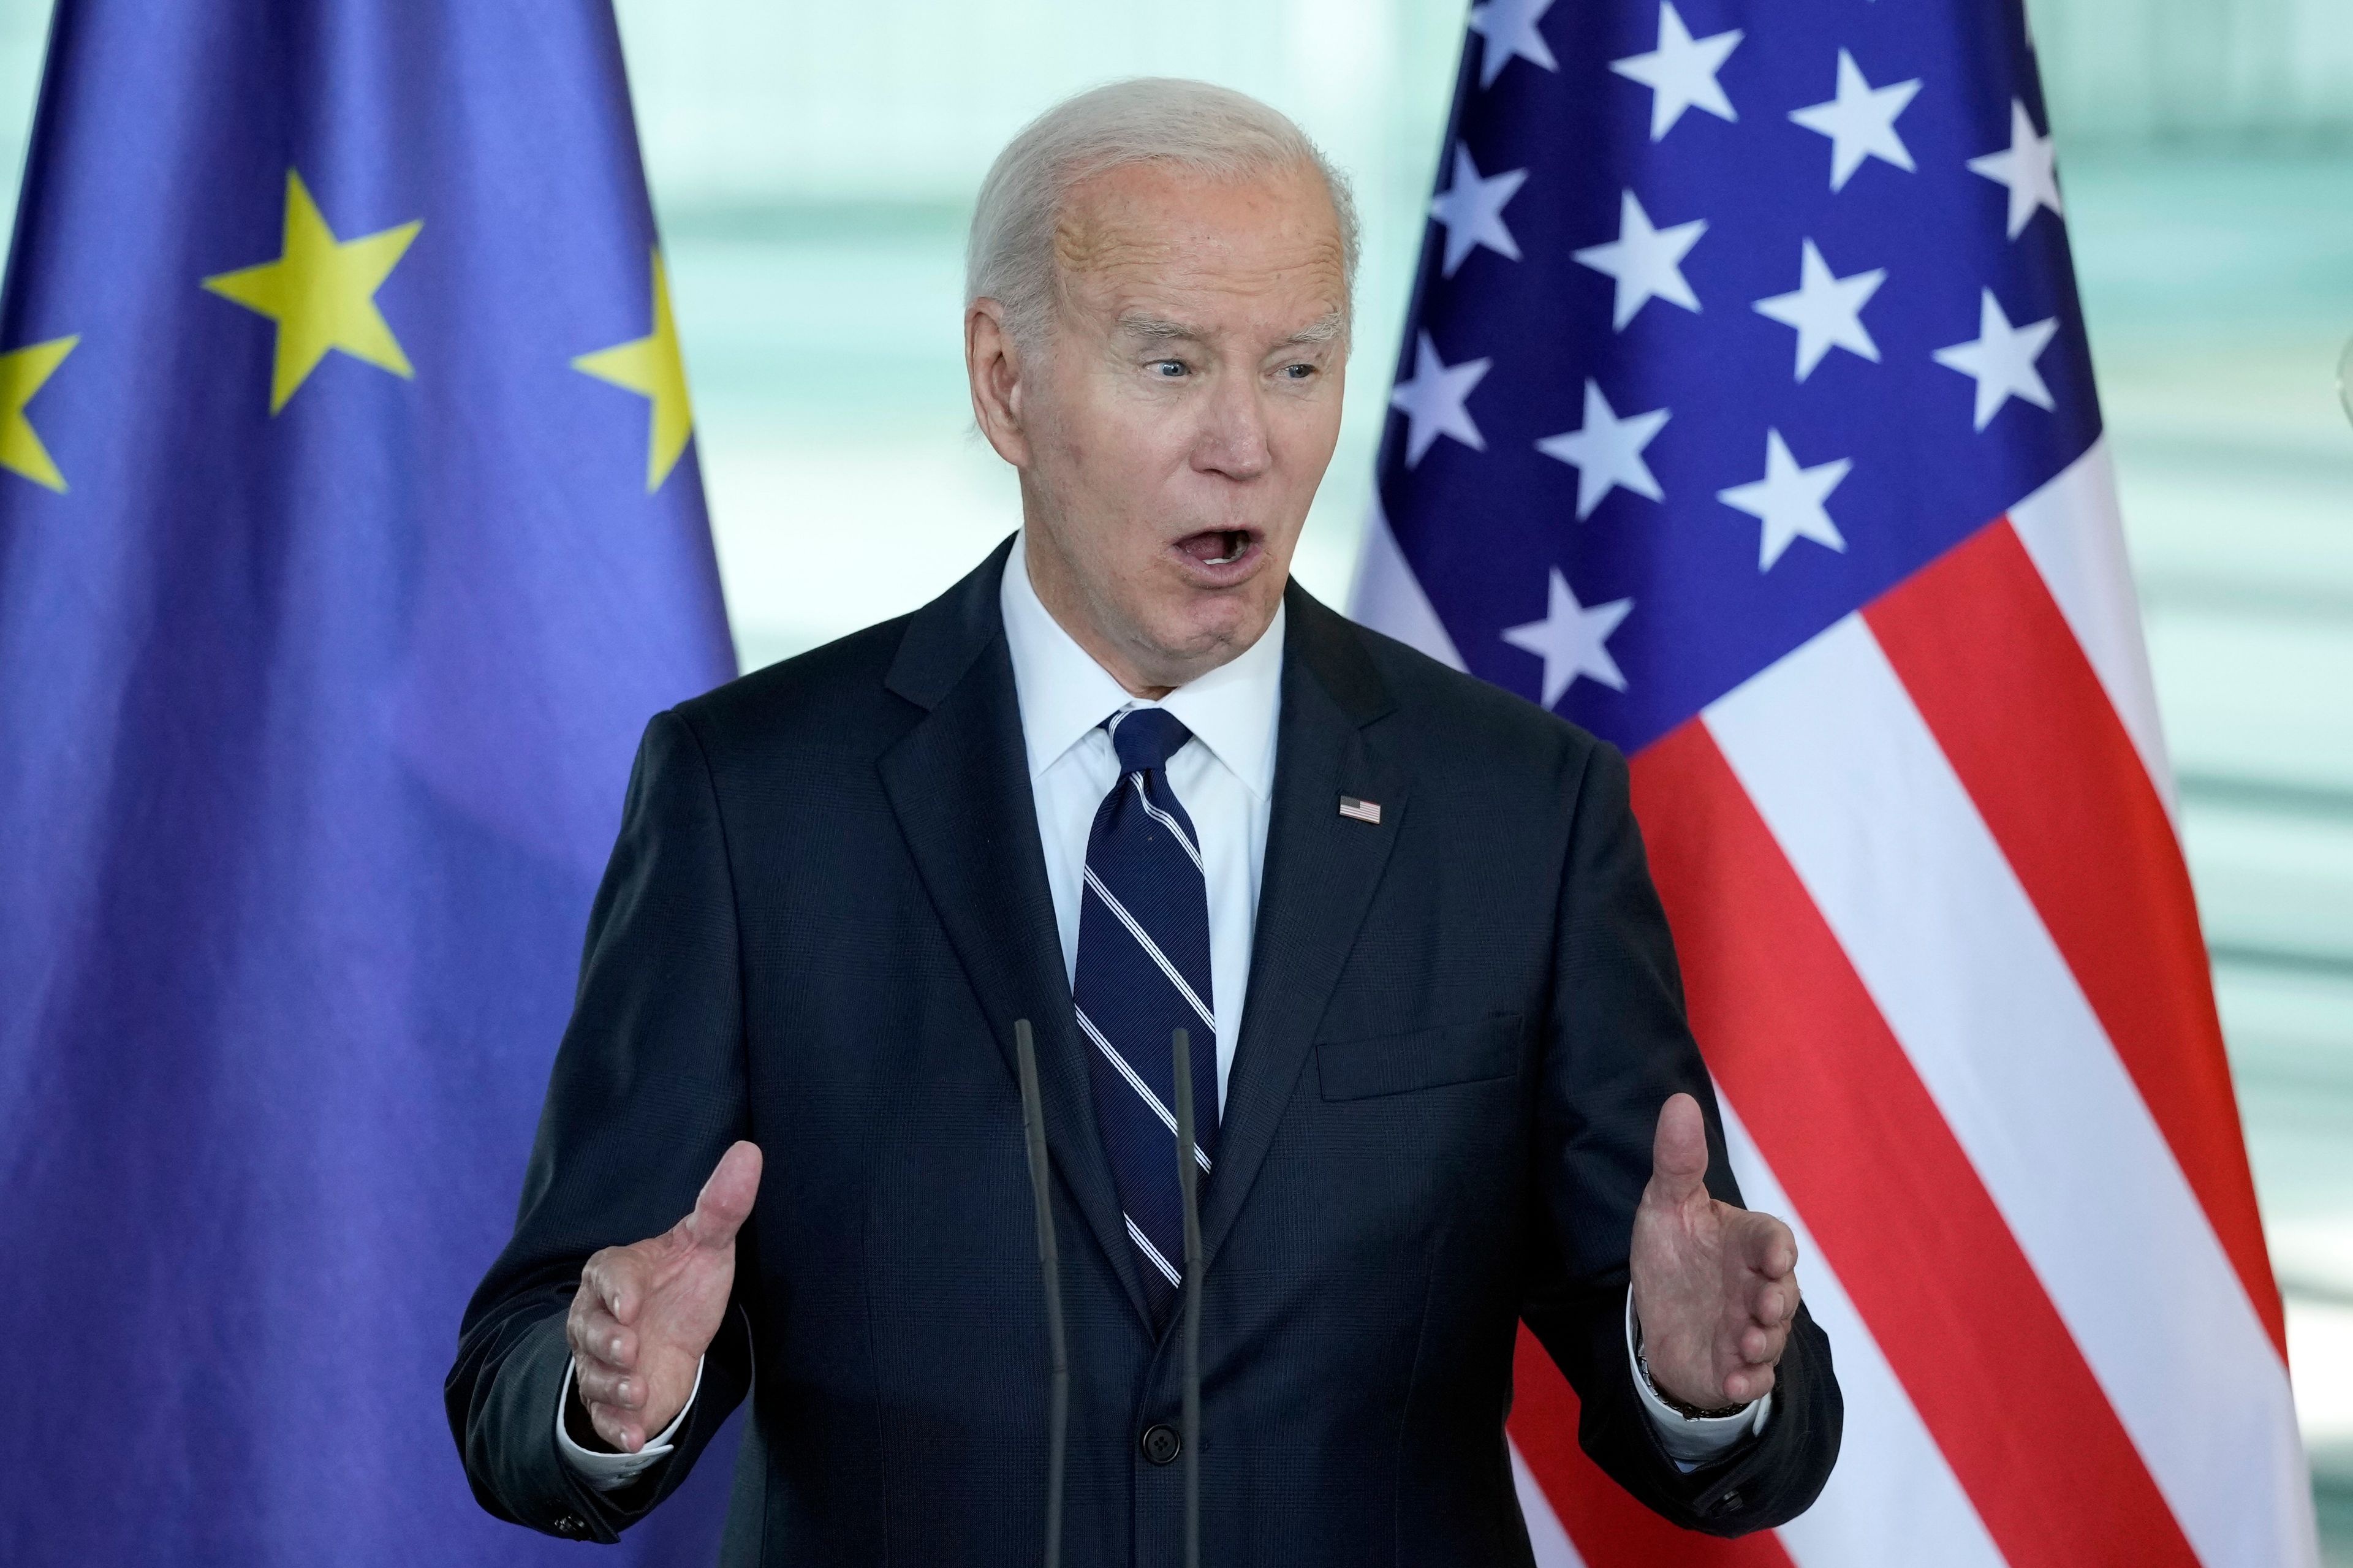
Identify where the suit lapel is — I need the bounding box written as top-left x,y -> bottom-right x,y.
1200,586 -> 1406,1264
876,540 -> 1153,1326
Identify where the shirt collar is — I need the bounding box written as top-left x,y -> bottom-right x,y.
999,529 -> 1284,800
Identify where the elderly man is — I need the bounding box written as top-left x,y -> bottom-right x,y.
449,78 -> 1840,1564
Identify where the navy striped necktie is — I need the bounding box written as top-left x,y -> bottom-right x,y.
1073,705 -> 1219,1325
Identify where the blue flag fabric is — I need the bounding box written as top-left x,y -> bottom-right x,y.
0,3 -> 738,1562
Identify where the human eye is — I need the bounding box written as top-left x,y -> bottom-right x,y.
1150,358 -> 1189,379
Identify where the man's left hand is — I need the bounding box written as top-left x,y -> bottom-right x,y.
1629,1092 -> 1801,1410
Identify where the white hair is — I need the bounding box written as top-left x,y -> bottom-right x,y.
966,77 -> 1360,350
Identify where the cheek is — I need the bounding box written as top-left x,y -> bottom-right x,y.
1047,376 -> 1184,476
1089,406 -> 1207,514
1036,409 -> 1191,564
1270,393 -> 1346,480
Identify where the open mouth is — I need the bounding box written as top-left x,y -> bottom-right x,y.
1176,529 -> 1257,568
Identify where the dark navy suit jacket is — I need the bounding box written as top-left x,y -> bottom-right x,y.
447,539 -> 1841,1565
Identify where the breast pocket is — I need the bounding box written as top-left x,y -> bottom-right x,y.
1315,1011 -> 1523,1102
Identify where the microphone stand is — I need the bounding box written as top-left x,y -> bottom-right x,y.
1172,1028 -> 1203,1568
1014,1021 -> 1067,1568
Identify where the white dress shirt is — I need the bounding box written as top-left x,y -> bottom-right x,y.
559,532 -> 1760,1488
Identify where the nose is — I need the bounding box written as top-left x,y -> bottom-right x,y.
1191,371 -> 1271,482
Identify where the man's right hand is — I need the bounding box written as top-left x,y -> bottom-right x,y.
566,1140 -> 763,1453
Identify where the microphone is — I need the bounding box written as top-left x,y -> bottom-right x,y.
1013,1020 -> 1068,1568
1171,1028 -> 1204,1568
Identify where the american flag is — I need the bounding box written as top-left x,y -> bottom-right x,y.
1349,1 -> 2321,1563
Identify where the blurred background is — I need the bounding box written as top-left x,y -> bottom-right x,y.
0,0 -> 2343,1548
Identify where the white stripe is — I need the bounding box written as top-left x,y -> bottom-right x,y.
1715,1100 -> 2004,1568
1705,615 -> 2316,1568
1131,774 -> 1205,871
1346,496 -> 1468,671
2006,439 -> 2177,817
1508,1441 -> 1586,1568
1126,1212 -> 1183,1286
1082,865 -> 1217,1031
1074,1007 -> 1212,1173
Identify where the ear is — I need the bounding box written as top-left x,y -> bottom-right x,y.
965,299 -> 1031,467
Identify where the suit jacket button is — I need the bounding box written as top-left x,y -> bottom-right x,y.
1140,1423 -> 1182,1465
553,1515 -> 586,1537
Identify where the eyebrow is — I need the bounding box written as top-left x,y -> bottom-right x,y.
1116,314 -> 1203,344
1113,309 -> 1349,347
1283,310 -> 1349,346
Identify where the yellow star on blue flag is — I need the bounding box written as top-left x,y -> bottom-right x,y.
574,251 -> 695,491
0,335 -> 79,491
203,171 -> 422,414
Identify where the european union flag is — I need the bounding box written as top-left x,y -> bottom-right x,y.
0,4 -> 738,1562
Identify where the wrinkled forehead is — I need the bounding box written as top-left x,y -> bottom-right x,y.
1050,161 -> 1349,339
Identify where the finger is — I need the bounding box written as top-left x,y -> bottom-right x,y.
588,1400 -> 644,1455
575,1359 -> 646,1412
686,1140 -> 765,1251
583,1248 -> 648,1327
1748,1276 -> 1797,1328
1646,1093 -> 1709,1206
1740,1212 -> 1798,1278
1737,1319 -> 1791,1366
1723,1362 -> 1778,1404
569,1303 -> 637,1373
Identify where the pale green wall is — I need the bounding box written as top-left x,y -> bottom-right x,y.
2033,0 -> 2353,143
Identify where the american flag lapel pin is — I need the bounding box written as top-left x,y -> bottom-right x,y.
1338,795 -> 1381,825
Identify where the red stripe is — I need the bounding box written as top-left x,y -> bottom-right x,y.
1864,518 -> 2285,1354
1629,721 -> 2200,1568
1509,1324 -> 1795,1568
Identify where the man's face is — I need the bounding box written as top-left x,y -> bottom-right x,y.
971,159 -> 1349,692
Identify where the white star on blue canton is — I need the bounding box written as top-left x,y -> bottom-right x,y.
1967,99 -> 2064,240
1789,49 -> 1922,192
1536,381 -> 1669,520
1717,428 -> 1851,570
1501,568 -> 1632,705
1468,0 -> 1559,89
1932,287 -> 2059,429
1573,190 -> 1705,331
1389,331 -> 1492,467
1752,238 -> 1885,381
1610,3 -> 1741,141
1430,145 -> 1528,278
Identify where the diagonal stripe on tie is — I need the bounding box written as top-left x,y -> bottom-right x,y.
1082,866 -> 1216,1031
1129,775 -> 1205,869
1076,1006 -> 1212,1172
1126,1213 -> 1184,1287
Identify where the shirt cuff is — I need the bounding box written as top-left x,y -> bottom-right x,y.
555,1354 -> 703,1492
1624,1288 -> 1771,1468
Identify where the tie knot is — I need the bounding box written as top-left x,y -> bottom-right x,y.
1105,706 -> 1192,776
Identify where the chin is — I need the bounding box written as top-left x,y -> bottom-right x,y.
1164,586 -> 1281,661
